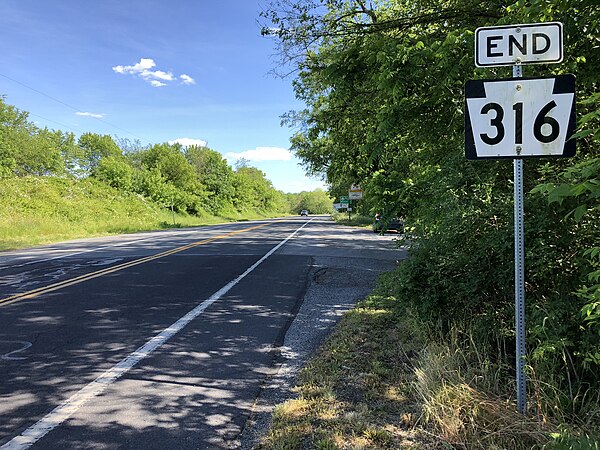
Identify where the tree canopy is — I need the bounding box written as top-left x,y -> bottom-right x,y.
262,0 -> 600,416
287,188 -> 333,213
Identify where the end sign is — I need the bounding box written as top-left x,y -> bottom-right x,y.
468,21 -> 575,159
475,22 -> 563,67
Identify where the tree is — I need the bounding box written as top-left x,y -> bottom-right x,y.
287,189 -> 333,214
94,156 -> 135,191
53,130 -> 80,176
0,97 -> 70,177
78,133 -> 123,174
139,143 -> 198,189
186,146 -> 235,213
133,143 -> 207,214
233,166 -> 286,212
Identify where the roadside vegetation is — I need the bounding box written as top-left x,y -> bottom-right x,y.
330,212 -> 373,228
0,176 -> 274,251
260,0 -> 599,447
0,96 -> 333,251
287,189 -> 334,216
260,274 -> 599,449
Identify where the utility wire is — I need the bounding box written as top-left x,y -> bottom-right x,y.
0,72 -> 145,140
28,112 -> 84,134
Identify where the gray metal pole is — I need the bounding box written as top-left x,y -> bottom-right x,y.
513,63 -> 527,414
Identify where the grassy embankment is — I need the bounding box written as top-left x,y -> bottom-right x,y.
0,177 -> 285,251
258,272 -> 599,449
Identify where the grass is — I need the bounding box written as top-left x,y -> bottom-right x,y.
331,212 -> 374,228
258,272 -> 600,449
0,176 -> 287,251
258,283 -> 434,449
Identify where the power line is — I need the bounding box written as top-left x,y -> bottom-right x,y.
0,72 -> 145,140
28,112 -> 84,134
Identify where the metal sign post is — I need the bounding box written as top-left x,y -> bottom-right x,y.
466,21 -> 575,415
348,186 -> 362,221
512,64 -> 527,414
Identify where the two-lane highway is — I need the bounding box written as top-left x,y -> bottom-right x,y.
0,217 -> 402,449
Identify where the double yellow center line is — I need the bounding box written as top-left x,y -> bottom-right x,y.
0,221 -> 277,308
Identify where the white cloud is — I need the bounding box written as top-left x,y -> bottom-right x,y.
112,58 -> 156,75
225,146 -> 292,162
143,70 -> 174,82
180,74 -> 196,85
112,58 -> 191,88
168,137 -> 208,148
76,111 -> 105,119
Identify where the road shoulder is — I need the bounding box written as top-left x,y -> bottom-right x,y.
238,248 -> 402,448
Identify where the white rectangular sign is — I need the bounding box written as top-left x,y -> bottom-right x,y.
465,75 -> 576,159
349,184 -> 363,200
475,22 -> 563,67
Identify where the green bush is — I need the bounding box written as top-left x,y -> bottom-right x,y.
93,156 -> 135,191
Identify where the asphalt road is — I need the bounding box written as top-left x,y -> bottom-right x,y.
0,216 -> 404,449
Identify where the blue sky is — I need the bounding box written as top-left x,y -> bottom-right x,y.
0,0 -> 327,193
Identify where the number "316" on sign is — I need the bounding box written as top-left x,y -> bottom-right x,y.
465,74 -> 576,160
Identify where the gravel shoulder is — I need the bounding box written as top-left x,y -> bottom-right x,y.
238,218 -> 406,449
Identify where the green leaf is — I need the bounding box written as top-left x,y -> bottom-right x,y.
546,184 -> 573,204
571,204 -> 588,222
570,128 -> 597,140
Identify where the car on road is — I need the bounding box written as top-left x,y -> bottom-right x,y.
300,210 -> 308,216
373,214 -> 403,234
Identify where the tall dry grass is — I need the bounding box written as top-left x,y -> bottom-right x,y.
413,342 -> 552,449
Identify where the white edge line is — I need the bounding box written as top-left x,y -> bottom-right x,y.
0,218 -> 314,450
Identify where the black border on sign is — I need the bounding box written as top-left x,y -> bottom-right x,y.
475,22 -> 563,67
464,74 -> 576,160
464,80 -> 484,160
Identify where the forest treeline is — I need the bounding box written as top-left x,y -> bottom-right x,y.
0,95 -> 333,242
262,0 -> 599,442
